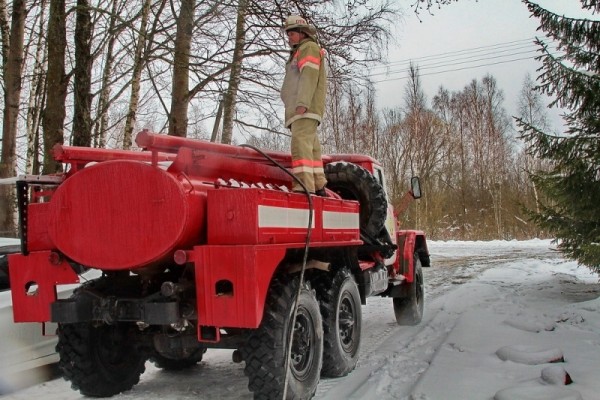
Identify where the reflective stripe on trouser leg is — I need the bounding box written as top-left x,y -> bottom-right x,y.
290,118 -> 326,193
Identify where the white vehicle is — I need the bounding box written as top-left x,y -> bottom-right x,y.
0,237 -> 98,394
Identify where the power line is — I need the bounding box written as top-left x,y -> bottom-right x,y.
372,55 -> 540,83
369,37 -> 537,71
369,37 -> 558,83
370,46 -> 538,78
385,43 -> 535,69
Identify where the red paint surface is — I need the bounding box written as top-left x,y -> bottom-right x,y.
47,160 -> 205,270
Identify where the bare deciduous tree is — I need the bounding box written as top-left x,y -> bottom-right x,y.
72,0 -> 93,146
42,0 -> 67,174
220,0 -> 247,145
25,0 -> 47,175
0,0 -> 26,236
122,0 -> 153,148
95,0 -> 123,148
168,0 -> 194,137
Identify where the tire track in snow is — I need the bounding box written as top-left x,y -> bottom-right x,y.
315,294 -> 462,400
315,245 -> 559,399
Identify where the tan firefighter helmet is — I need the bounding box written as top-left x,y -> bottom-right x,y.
284,15 -> 317,39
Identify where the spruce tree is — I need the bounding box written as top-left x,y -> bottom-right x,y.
516,0 -> 600,271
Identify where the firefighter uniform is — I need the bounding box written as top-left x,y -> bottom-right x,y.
281,16 -> 327,194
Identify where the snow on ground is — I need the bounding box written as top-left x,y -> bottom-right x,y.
372,240 -> 600,400
2,239 -> 600,400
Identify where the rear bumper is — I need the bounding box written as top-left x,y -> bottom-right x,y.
51,293 -> 181,325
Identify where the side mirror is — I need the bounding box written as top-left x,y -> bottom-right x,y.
411,176 -> 422,199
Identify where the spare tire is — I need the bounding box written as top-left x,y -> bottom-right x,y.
324,161 -> 388,240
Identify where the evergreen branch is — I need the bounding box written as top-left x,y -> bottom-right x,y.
525,0 -> 600,53
550,39 -> 600,72
580,0 -> 600,13
534,39 -> 600,113
517,117 -> 600,180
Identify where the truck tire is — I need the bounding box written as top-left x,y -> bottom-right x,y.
314,268 -> 362,377
150,348 -> 205,371
324,161 -> 388,240
57,322 -> 146,397
242,275 -> 323,400
393,253 -> 424,325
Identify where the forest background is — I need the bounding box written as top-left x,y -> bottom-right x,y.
0,0 -> 565,240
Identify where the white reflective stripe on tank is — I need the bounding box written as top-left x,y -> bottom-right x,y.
322,211 -> 359,229
258,205 -> 359,230
258,205 -> 315,228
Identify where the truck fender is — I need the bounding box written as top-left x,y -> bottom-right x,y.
393,230 -> 429,284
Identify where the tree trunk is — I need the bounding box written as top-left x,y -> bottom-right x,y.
0,0 -> 9,72
42,0 -> 67,173
0,0 -> 27,237
221,0 -> 247,145
94,0 -> 120,148
168,0 -> 194,137
210,97 -> 224,142
72,0 -> 92,147
458,110 -> 467,239
26,0 -> 47,175
123,0 -> 151,148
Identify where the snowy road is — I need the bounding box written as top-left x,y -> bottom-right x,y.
4,240 -> 599,400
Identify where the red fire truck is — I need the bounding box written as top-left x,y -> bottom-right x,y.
7,131 -> 428,399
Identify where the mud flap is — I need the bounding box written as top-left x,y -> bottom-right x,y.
9,251 -> 79,322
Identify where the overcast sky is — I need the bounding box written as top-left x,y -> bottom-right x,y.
374,0 -> 596,131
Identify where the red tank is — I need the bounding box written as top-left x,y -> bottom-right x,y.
47,159 -> 206,270
38,130 -> 296,271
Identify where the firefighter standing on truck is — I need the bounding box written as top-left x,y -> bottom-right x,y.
281,15 -> 328,196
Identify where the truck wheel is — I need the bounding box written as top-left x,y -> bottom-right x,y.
150,348 -> 205,371
243,275 -> 323,400
324,161 -> 387,240
393,253 -> 424,325
315,268 -> 362,377
57,322 -> 146,397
